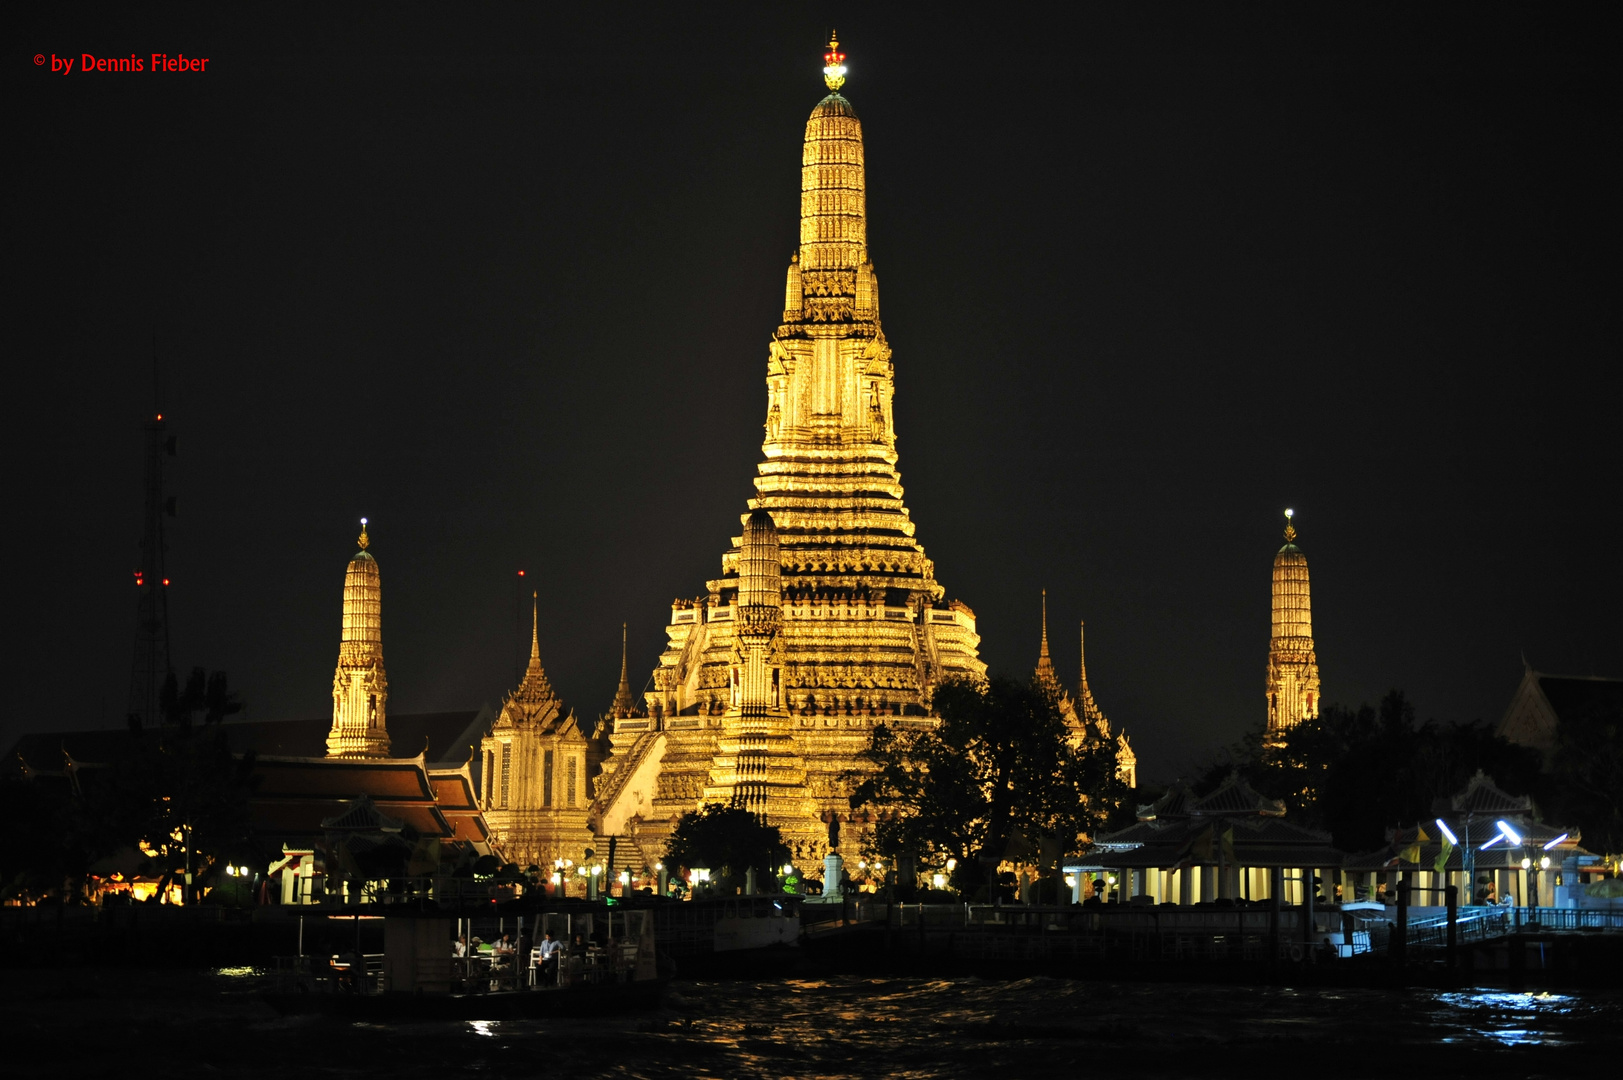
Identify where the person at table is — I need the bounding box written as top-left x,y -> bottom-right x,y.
492,933 -> 516,974
537,931 -> 563,986
453,934 -> 468,957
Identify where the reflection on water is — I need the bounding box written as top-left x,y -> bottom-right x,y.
9,970 -> 1621,1075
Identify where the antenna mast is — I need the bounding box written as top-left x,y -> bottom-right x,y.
127,357 -> 175,730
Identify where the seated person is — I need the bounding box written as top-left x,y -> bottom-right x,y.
491,933 -> 516,973
536,931 -> 563,985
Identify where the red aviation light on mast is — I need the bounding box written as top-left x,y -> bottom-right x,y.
822,32 -> 846,91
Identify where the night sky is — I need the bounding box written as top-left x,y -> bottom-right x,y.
9,5 -> 1620,780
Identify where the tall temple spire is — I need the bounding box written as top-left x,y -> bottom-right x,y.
511,591 -> 556,706
1077,620 -> 1106,729
1035,589 -> 1060,691
326,518 -> 390,757
610,622 -> 639,718
1266,509 -> 1321,744
618,39 -> 984,864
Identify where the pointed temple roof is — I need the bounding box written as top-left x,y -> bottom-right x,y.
492,594 -> 576,737
1034,590 -> 1060,692
1076,619 -> 1108,730
610,622 -> 641,718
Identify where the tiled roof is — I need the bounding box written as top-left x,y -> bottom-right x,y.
1451,771 -> 1532,815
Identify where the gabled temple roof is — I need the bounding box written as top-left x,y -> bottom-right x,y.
1450,770 -> 1533,815
321,793 -> 405,833
1190,775 -> 1287,817
1093,811 -> 1339,870
1497,665 -> 1623,752
1137,775 -> 1284,821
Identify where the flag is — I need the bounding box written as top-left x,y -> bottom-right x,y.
1399,827 -> 1429,866
1433,836 -> 1454,876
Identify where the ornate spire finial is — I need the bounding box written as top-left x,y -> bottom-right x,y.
357,517 -> 370,550
823,32 -> 847,91
529,591 -> 540,667
1283,507 -> 1297,543
1039,589 -> 1050,659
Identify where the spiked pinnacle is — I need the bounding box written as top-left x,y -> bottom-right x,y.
1035,589 -> 1059,691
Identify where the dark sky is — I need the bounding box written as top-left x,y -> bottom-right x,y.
9,4 -> 1620,780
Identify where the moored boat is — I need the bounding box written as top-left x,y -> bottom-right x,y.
262,903 -> 669,1020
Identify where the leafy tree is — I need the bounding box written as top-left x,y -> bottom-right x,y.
1548,699 -> 1623,855
664,803 -> 790,894
849,676 -> 1127,895
106,669 -> 258,903
1197,690 -> 1543,852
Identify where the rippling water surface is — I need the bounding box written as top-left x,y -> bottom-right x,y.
11,970 -> 1620,1076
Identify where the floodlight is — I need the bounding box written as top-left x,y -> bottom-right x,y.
1435,819 -> 1459,845
1497,820 -> 1522,846
1542,833 -> 1568,850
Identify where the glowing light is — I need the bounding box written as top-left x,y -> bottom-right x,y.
781,864 -> 793,876
1481,834 -> 1503,850
1522,857 -> 1532,870
1497,820 -> 1523,846
1435,819 -> 1459,845
946,858 -> 957,872
1543,833 -> 1568,850
360,517 -> 367,526
162,578 -> 170,586
932,873 -> 945,889
156,414 -> 163,421
1285,508 -> 1294,518
1540,856 -> 1551,870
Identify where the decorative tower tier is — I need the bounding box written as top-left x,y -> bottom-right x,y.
326,520 -> 390,758
1266,509 -> 1321,744
603,38 -> 985,864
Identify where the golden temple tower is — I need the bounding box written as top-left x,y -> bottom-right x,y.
1266,509 -> 1321,743
325,519 -> 390,758
597,37 -> 986,863
480,594 -> 596,868
702,511 -> 814,834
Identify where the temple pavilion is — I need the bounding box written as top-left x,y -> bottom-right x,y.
1088,775 -> 1343,905
1343,771 -> 1595,909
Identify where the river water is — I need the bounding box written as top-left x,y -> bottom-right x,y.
10,969 -> 1619,1076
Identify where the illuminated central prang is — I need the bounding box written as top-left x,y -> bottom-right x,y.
593,41 -> 985,864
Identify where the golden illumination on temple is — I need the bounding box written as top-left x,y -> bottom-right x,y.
593,40 -> 986,864
1032,592 -> 1138,789
1266,509 -> 1321,743
479,594 -> 598,868
325,519 -> 391,758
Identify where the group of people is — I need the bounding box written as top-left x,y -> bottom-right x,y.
450,929 -> 575,988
